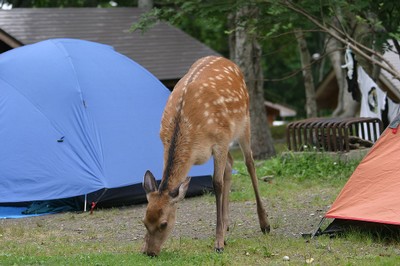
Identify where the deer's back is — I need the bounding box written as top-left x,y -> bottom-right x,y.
160,56 -> 249,164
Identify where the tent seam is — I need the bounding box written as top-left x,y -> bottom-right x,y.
51,39 -> 106,185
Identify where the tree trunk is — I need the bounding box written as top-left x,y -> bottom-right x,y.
230,7 -> 275,159
295,29 -> 317,118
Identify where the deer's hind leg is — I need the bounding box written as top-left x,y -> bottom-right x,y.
212,145 -> 230,252
222,152 -> 233,234
238,126 -> 270,234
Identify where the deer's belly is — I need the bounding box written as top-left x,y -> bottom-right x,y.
192,147 -> 212,165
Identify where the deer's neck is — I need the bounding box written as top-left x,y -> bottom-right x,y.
159,113 -> 194,193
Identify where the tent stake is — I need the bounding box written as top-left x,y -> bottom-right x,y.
84,194 -> 87,212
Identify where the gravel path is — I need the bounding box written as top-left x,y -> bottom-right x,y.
0,194 -> 327,244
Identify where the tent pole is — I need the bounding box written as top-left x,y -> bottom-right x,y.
311,217 -> 326,238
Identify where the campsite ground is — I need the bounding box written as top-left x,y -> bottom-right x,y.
2,155 -> 400,265
0,185 -> 345,266
0,192 -> 325,246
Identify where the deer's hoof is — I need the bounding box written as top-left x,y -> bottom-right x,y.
215,247 -> 224,253
261,224 -> 271,234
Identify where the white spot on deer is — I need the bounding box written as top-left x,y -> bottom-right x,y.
203,83 -> 209,87
204,103 -> 210,108
207,118 -> 214,124
208,77 -> 215,81
204,111 -> 210,117
213,97 -> 225,105
230,90 -> 238,97
213,68 -> 220,72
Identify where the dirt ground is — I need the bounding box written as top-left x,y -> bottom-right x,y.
0,193 -> 327,244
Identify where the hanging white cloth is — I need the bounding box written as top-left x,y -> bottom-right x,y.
358,66 -> 386,118
341,48 -> 354,80
358,66 -> 386,140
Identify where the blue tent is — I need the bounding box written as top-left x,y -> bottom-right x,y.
0,39 -> 213,210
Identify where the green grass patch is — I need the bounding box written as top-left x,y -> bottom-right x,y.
1,234 -> 400,265
229,152 -> 358,204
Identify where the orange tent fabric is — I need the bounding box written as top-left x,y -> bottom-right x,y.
325,127 -> 400,225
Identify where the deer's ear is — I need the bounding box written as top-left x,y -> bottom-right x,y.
143,170 -> 158,194
170,176 -> 191,204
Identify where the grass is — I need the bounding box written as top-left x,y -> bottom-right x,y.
230,152 -> 358,204
2,230 -> 400,265
1,152 -> 400,265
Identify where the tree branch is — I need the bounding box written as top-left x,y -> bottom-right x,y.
264,47 -> 342,82
280,0 -> 400,81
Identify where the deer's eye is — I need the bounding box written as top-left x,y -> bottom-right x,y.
160,221 -> 168,230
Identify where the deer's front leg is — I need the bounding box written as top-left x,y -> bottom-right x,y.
212,148 -> 228,253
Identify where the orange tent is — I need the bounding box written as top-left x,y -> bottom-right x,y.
324,122 -> 400,230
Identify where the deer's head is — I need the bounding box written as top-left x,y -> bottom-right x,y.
142,170 -> 191,256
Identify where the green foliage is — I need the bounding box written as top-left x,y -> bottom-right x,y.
7,0 -> 136,7
270,125 -> 286,140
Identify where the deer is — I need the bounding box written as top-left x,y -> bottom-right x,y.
142,56 -> 270,256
